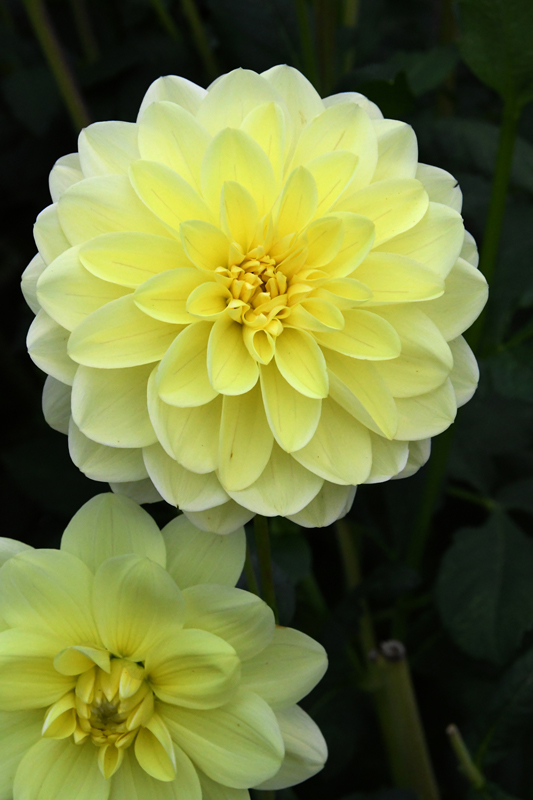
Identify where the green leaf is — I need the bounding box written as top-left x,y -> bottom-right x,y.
436,512 -> 533,664
458,0 -> 533,106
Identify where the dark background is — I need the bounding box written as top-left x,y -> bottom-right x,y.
1,1 -> 533,799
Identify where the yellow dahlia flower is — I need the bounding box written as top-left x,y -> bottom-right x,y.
23,66 -> 488,534
0,493 -> 327,800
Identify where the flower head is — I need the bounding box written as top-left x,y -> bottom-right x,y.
23,66 -> 488,533
0,493 -> 327,800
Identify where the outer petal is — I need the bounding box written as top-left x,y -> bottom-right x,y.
392,438 -> 431,481
287,482 -> 356,528
61,492 -> 166,572
207,315 -> 259,396
395,379 -> 457,440
449,335 -> 479,407
256,706 -> 327,790
0,550 -> 97,645
137,75 -> 207,119
372,120 -> 417,182
68,419 -> 148,482
260,361 -> 321,452
416,163 -> 462,212
183,501 -> 255,536
0,538 -> 32,568
33,204 -> 71,265
27,310 -> 77,385
93,554 -> 185,660
240,627 -> 327,709
365,435 -> 409,484
241,101 -> 287,182
49,153 -> 83,203
78,121 -> 139,177
197,770 -> 250,800
262,65 -> 324,137
143,443 -> 228,510
71,364 -> 156,448
21,254 -> 47,314
157,322 -> 218,408
134,268 -> 207,324
313,309 -> 401,361
274,328 -> 328,399
161,515 -> 246,590
323,91 -> 383,120
161,689 -> 284,789
197,69 -> 284,135
353,252 -> 444,305
109,746 -> 201,800
110,478 -> 162,505
13,739 -> 109,800
0,709 -> 43,800
183,585 -> 274,661
42,376 -> 71,434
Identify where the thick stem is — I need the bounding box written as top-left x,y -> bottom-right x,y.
314,0 -> 337,94
295,0 -> 320,88
371,643 -> 440,800
253,516 -> 278,621
22,0 -> 91,131
150,0 -> 180,41
467,96 -> 522,354
68,0 -> 99,63
180,0 -> 218,82
447,725 -> 486,791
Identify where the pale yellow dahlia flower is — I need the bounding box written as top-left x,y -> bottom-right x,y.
23,66 -> 488,534
0,493 -> 327,800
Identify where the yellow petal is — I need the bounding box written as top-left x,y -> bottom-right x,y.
68,295 -> 181,368
34,204 -> 71,265
228,443 -> 323,516
241,101 -> 287,181
49,153 -> 83,202
94,553 -> 184,660
274,327 -> 328,399
197,768 -> 251,800
416,163 -> 462,212
292,397 -> 372,484
392,438 -> 431,480
68,418 -> 148,482
71,363 -> 155,448
313,308 -> 401,360
449,335 -> 479,407
218,384 -> 274,492
242,327 -> 275,364
324,91 -> 383,118
197,69 -> 284,134
143,443 -> 227,509
372,119 -> 418,182
27,310 -> 77,385
262,64 -> 324,137
260,360 -> 321,452
58,175 -> 169,245
78,121 -> 139,177
220,181 -> 259,253
134,268 -> 208,323
42,375 -> 71,434
111,745 -> 202,799
201,128 -> 278,216
334,178 -> 429,247
187,282 -> 231,319
182,500 -> 254,536
21,253 -> 46,314
322,212 -> 375,278
208,315 -> 259,395
162,514 -> 246,589
275,167 -> 317,239
288,300 -> 345,333
138,101 -> 211,192
180,220 -> 230,271
37,246 -> 130,331
138,74 -> 206,119
134,725 -> 176,781
314,277 -> 371,309
80,232 -> 191,288
129,159 -> 214,233
353,252 -> 445,304
156,321 -> 217,407
461,231 -> 479,266
14,739 -> 109,800
304,216 -> 344,267
364,434 -> 409,483
307,151 -> 359,218
53,646 -> 110,676
287,482 -> 356,528
395,379 -> 457,440
98,743 -> 124,779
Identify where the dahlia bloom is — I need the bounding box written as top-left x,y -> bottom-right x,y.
0,493 -> 327,800
23,66 -> 488,534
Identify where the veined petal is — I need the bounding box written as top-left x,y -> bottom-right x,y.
187,283 -> 231,319
180,221 -> 230,272
138,74 -> 207,119
110,478 -> 162,505
241,101 -> 287,181
257,706 -> 327,791
334,178 -> 429,247
313,308 -> 401,360
449,335 -> 479,408
353,252 -> 444,304
183,585 -> 274,661
260,361 -> 321,452
197,69 -> 284,134
197,769 -> 250,800
146,628 -> 240,709
417,256 -> 488,340
58,175 -> 169,245
219,384 -> 273,492
416,163 -> 462,212
323,91 -> 383,120
395,379 -> 457,440
49,153 -> 83,203
109,746 -> 200,800
68,419 -> 148,482
143,443 -> 228,510
208,315 -> 259,395
27,310 -> 77,385
14,739 -> 109,800
61,492 -> 166,572
0,549 -> 97,645
162,689 -> 285,789
129,160 -> 214,233
79,232 -> 191,288
307,151 -> 359,218
287,482 -> 356,528
274,328 -> 328,399
314,277 -> 371,309
322,212 -> 375,278
228,444 -> 323,517
138,101 -> 211,192
292,397 -> 372,484
325,350 -> 398,438
304,216 -> 344,267
93,554 -> 185,660
262,65 -> 324,138
34,204 -> 71,265
372,119 -> 418,182
0,538 -> 32,568
37,246 -> 130,331
21,253 -> 47,314
148,369 -> 221,471
241,627 -> 327,709
134,268 -> 209,324
162,514 -> 246,589
71,364 -> 156,448
68,295 -> 181,368
0,709 -> 43,798
275,167 -> 317,239
0,630 -> 73,711
220,182 -> 259,253
392,438 -> 431,481
42,375 -> 71,434
183,500 -> 254,536
376,201 -> 464,278
288,300 -> 345,333
461,232 -> 479,267
78,121 -> 139,177
157,321 -> 218,408
364,435 -> 409,484
134,723 -> 176,782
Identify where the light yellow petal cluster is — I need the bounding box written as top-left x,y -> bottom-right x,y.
0,493 -> 327,800
23,66 -> 488,533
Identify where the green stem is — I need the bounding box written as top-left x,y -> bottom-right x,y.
295,0 -> 320,88
447,724 -> 486,791
244,544 -> 260,597
253,516 -> 278,621
447,485 -> 497,511
180,0 -> 218,82
335,519 -> 375,654
22,0 -> 91,131
68,0 -> 99,63
371,644 -> 440,800
467,96 -> 522,354
150,0 -> 181,41
300,573 -> 328,623
314,0 -> 338,94
341,0 -> 359,74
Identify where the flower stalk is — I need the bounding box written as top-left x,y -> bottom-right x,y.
180,0 -> 218,81
446,724 -> 486,792
253,515 -> 279,622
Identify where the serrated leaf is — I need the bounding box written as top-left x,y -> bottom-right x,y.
458,0 -> 533,106
436,512 -> 533,664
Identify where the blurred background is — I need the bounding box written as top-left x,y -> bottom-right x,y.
1,1 -> 533,798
